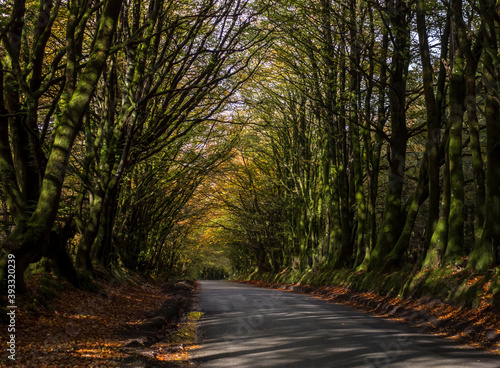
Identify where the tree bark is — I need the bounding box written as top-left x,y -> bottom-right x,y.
369,0 -> 410,270
444,0 -> 466,263
2,0 -> 124,292
468,0 -> 500,270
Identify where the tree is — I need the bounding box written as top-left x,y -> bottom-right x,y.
368,0 -> 412,270
1,0 -> 267,289
1,0 -> 124,291
468,0 -> 500,270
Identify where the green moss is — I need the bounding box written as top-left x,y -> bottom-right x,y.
38,284 -> 59,302
168,311 -> 203,344
26,257 -> 52,275
490,278 -> 500,310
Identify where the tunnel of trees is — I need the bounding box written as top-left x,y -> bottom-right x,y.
1,0 -> 500,291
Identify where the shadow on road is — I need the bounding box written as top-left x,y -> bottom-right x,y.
193,281 -> 500,368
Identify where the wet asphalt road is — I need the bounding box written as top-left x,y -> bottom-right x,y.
193,280 -> 500,368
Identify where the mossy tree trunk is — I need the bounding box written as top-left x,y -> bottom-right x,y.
444,0 -> 466,264
416,0 -> 450,268
468,0 -> 500,270
358,27 -> 389,271
1,0 -> 124,292
369,0 -> 411,270
348,0 -> 367,270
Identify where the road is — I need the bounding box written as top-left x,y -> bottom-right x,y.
193,280 -> 500,368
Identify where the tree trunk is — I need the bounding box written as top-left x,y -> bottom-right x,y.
416,0 -> 445,257
423,132 -> 450,269
358,27 -> 389,271
2,0 -> 124,292
444,0 -> 466,263
469,1 -> 500,270
369,0 -> 410,270
386,148 -> 429,269
349,0 -> 367,270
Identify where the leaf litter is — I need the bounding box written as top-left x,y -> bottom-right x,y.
0,274 -> 198,367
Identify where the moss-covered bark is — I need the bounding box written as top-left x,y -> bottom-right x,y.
467,0 -> 499,271
2,0 -> 124,291
368,0 -> 410,270
444,0 -> 466,264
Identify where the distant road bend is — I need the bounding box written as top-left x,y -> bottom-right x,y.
194,280 -> 500,368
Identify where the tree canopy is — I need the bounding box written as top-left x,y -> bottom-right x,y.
1,0 -> 500,289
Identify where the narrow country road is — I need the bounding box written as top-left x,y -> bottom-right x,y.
193,280 -> 500,368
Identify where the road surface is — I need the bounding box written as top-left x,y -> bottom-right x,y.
193,280 -> 500,368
